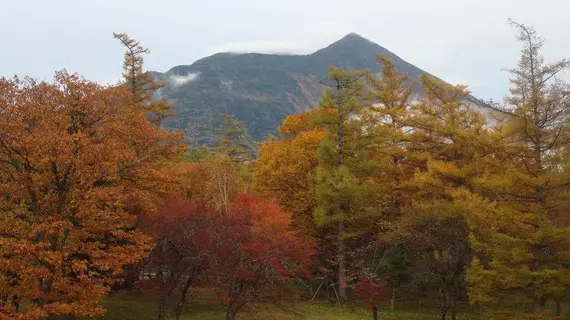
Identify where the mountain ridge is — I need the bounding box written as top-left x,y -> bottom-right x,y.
152,33 -> 443,145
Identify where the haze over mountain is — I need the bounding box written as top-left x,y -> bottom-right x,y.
152,33 -> 442,144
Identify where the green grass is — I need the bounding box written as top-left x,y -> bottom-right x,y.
96,292 -> 480,320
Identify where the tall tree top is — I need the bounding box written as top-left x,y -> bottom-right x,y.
113,32 -> 172,126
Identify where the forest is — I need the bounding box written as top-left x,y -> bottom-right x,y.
1,21 -> 570,320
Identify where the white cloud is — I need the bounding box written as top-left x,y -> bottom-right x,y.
206,41 -> 313,56
169,73 -> 200,87
2,0 -> 570,101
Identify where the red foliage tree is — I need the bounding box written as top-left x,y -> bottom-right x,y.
211,195 -> 314,320
353,279 -> 388,320
139,197 -> 219,320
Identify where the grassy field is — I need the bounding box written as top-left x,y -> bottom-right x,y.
96,292 -> 480,320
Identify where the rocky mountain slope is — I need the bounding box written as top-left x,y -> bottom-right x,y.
152,33 -> 440,144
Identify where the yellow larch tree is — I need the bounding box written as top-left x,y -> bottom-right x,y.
466,21 -> 570,318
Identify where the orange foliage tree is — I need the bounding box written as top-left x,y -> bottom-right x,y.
254,108 -> 330,235
0,72 -> 186,319
255,108 -> 347,298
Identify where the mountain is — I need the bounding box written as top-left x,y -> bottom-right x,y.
152,33 -> 440,145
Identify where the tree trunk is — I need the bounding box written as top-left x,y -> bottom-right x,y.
439,290 -> 448,320
174,301 -> 183,320
157,300 -> 167,320
338,219 -> 347,300
226,310 -> 237,320
556,298 -> 561,316
532,293 -> 541,313
391,287 -> 396,311
12,300 -> 19,313
540,295 -> 548,308
158,288 -> 173,320
336,96 -> 347,302
174,276 -> 195,320
451,292 -> 457,320
372,306 -> 378,320
418,297 -> 422,314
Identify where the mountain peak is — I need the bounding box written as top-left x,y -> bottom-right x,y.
333,32 -> 375,46
310,32 -> 381,58
340,32 -> 369,41
154,33 -> 440,145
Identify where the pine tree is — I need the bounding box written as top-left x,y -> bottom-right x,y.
113,32 -> 172,127
466,20 -> 570,317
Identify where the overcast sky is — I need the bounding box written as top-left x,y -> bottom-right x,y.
1,0 -> 569,100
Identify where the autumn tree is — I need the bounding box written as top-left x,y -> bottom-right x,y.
350,239 -> 407,319
170,116 -> 254,213
210,195 -> 314,320
397,74 -> 491,320
254,109 -> 329,234
466,20 -> 570,318
353,278 -> 388,320
208,154 -> 240,214
257,58 -> 412,300
140,197 -> 218,320
364,55 -> 414,193
313,66 -> 374,300
0,72 -> 186,319
176,146 -> 210,163
358,52 -> 491,319
170,162 -> 218,208
113,32 -> 172,127
255,108 -> 350,299
190,114 -> 257,214
168,158 -> 248,215
366,55 -> 413,126
392,202 -> 472,320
